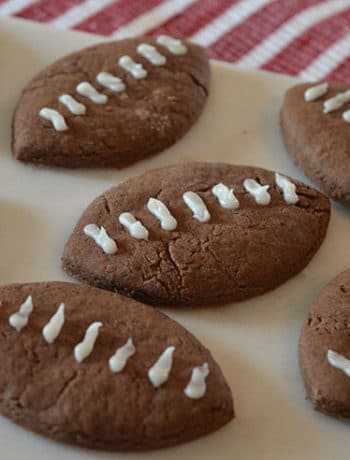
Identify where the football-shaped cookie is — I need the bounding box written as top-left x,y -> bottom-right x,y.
299,269 -> 350,420
12,36 -> 209,168
281,82 -> 350,206
62,162 -> 330,306
0,281 -> 233,450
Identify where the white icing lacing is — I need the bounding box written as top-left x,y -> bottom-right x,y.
39,108 -> 68,131
156,35 -> 187,55
147,198 -> 177,231
74,321 -> 102,363
304,83 -> 328,102
96,72 -> 125,92
184,363 -> 209,399
183,191 -> 210,222
275,173 -> 298,204
148,346 -> 175,388
42,303 -> 65,344
58,94 -> 86,115
323,89 -> 350,113
76,82 -> 108,104
118,56 -> 147,79
327,350 -> 350,377
243,179 -> 271,205
119,213 -> 149,240
84,224 -> 117,255
109,338 -> 136,373
137,43 -> 166,66
9,295 -> 33,332
343,110 -> 350,123
212,183 -> 239,209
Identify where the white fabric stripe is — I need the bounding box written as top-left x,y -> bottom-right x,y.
236,0 -> 350,69
298,32 -> 350,81
190,0 -> 271,47
49,0 -> 117,28
110,0 -> 197,39
0,0 -> 38,15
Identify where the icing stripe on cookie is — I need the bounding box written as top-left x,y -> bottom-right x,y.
109,338 -> 136,373
156,35 -> 187,55
42,303 -> 65,344
327,350 -> 350,377
58,94 -> 86,115
119,213 -> 149,240
39,108 -> 68,131
137,44 -> 166,66
343,110 -> 350,123
74,321 -> 102,363
275,173 -> 298,204
147,198 -> 177,231
9,295 -> 33,332
243,179 -> 271,205
184,362 -> 209,399
148,346 -> 175,388
96,72 -> 125,92
76,82 -> 107,104
212,183 -> 239,210
323,90 -> 350,113
304,83 -> 328,102
183,191 -> 210,222
84,224 -> 117,255
118,56 -> 147,79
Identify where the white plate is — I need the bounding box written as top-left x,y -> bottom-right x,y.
1,17 -> 350,460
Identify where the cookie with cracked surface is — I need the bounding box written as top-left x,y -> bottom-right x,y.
62,161 -> 330,306
0,281 -> 233,450
12,36 -> 209,168
281,82 -> 350,206
299,269 -> 350,421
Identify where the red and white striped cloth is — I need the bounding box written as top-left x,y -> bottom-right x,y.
1,0 -> 350,82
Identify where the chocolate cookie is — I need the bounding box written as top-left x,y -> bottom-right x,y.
12,36 -> 209,168
0,281 -> 233,450
281,82 -> 350,206
299,269 -> 350,420
62,162 -> 330,306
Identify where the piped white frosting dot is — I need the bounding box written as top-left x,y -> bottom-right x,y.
96,72 -> 125,92
109,338 -> 136,373
147,198 -> 177,231
76,82 -> 107,104
183,191 -> 210,222
84,224 -> 117,255
58,94 -> 86,115
323,90 -> 350,113
74,322 -> 102,363
156,35 -> 187,55
137,43 -> 166,66
118,56 -> 147,79
148,346 -> 175,388
39,108 -> 68,131
304,82 -> 328,102
327,350 -> 350,377
212,183 -> 239,209
343,110 -> 350,123
243,179 -> 271,205
119,213 -> 149,240
9,295 -> 33,332
275,173 -> 298,204
184,363 -> 209,399
42,303 -> 65,344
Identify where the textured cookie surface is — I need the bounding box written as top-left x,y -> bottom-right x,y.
0,281 -> 233,450
62,162 -> 330,306
299,270 -> 350,420
281,82 -> 350,206
12,37 -> 209,168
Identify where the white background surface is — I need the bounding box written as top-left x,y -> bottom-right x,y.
1,17 -> 350,460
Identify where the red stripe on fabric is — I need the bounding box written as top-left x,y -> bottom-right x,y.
325,56 -> 350,83
146,0 -> 238,38
74,0 -> 164,35
209,0 -> 324,62
262,7 -> 350,75
14,0 -> 85,22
